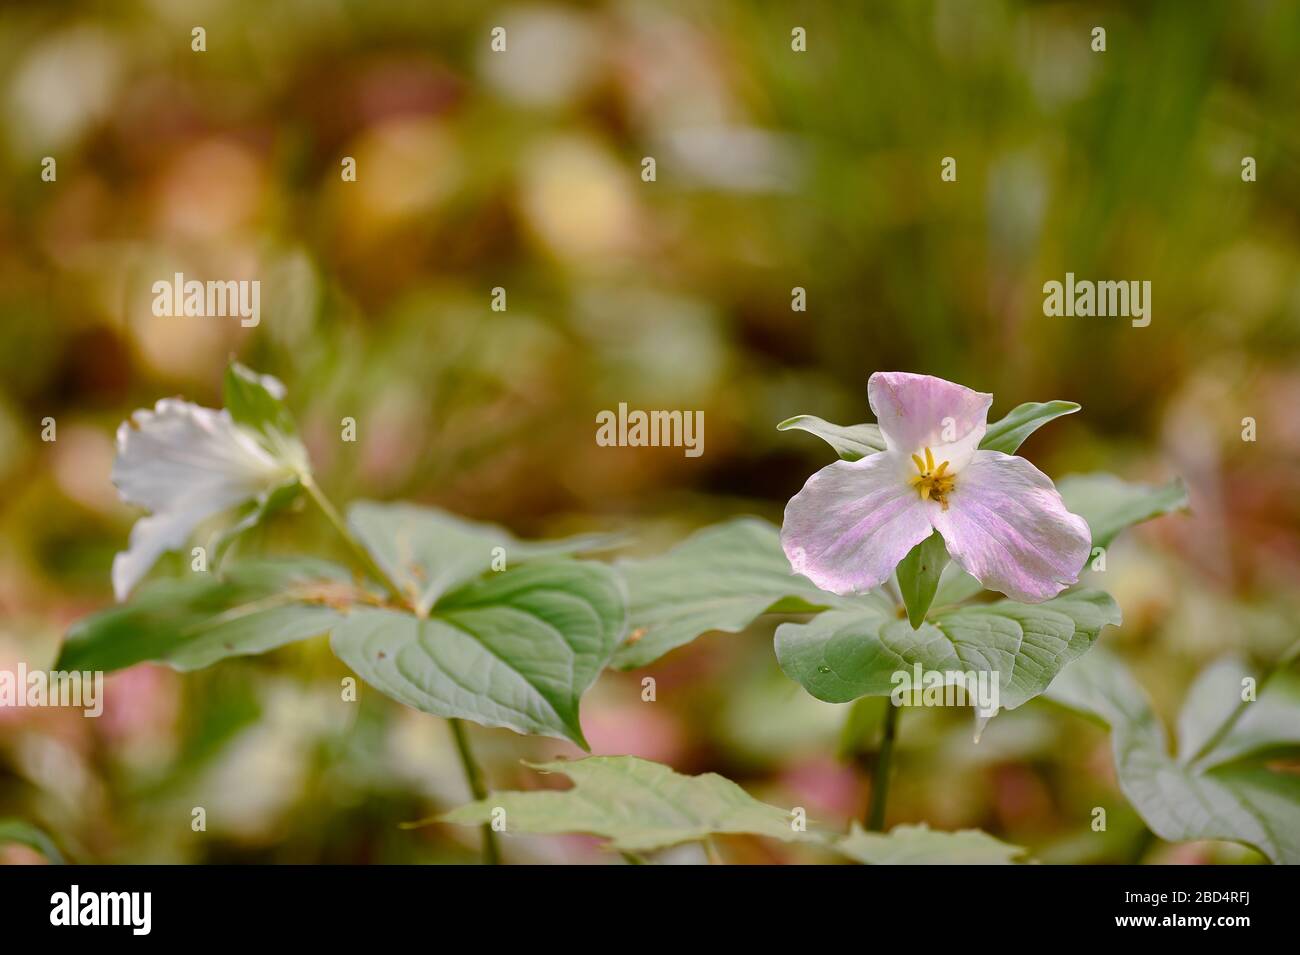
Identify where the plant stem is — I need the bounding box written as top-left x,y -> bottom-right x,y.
866,702 -> 900,831
302,473 -> 501,864
449,717 -> 501,865
300,475 -> 406,605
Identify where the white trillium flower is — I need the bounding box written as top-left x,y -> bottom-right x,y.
111,396 -> 299,601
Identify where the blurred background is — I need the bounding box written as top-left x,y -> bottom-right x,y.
1,0 -> 1298,863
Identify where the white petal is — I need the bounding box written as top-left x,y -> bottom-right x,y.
110,399 -> 291,600
113,399 -> 285,511
112,503 -> 211,601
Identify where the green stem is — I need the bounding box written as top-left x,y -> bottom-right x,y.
866,702 -> 900,831
302,474 -> 501,864
449,717 -> 502,865
301,475 -> 406,604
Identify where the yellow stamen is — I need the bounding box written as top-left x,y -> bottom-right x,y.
909,446 -> 956,509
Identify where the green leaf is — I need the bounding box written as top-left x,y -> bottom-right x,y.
348,500 -> 612,616
0,819 -> 64,863
978,401 -> 1079,454
58,558 -> 349,673
895,531 -> 947,627
775,606 -> 910,703
778,400 -> 1077,462
776,589 -> 1119,733
329,561 -> 625,746
611,517 -> 842,670
1178,663 -> 1300,770
1057,473 -> 1189,550
776,415 -> 885,461
223,362 -> 308,471
935,589 -> 1120,711
1047,649 -> 1300,864
441,756 -> 811,851
834,822 -> 1028,864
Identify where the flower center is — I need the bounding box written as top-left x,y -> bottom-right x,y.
908,447 -> 955,509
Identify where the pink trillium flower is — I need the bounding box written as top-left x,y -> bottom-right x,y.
782,372 -> 1091,603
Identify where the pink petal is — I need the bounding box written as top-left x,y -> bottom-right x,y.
782,452 -> 936,596
932,450 -> 1091,603
868,372 -> 992,470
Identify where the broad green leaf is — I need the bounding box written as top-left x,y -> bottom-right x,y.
895,531 -> 947,627
329,561 -> 625,746
978,401 -> 1079,455
441,756 -> 811,851
834,822 -> 1028,864
935,589 -> 1120,711
611,517 -> 841,670
776,589 -> 1119,733
1057,473 -> 1189,550
0,819 -> 64,863
1047,649 -> 1300,864
774,607 -> 911,703
776,415 -> 885,461
1177,661 -> 1300,771
778,399 -> 1077,462
348,500 -> 612,616
223,362 -> 308,471
57,558 -> 349,673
